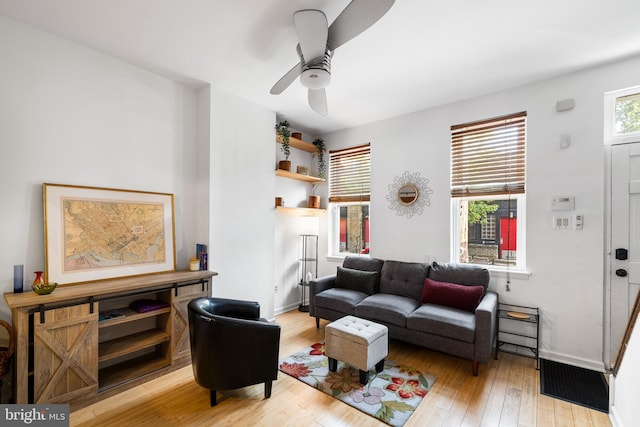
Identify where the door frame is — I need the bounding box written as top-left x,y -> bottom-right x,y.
603,86 -> 640,369
604,145 -> 615,369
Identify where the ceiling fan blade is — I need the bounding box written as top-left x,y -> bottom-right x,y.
294,9 -> 328,64
328,0 -> 395,51
270,61 -> 302,94
308,89 -> 328,116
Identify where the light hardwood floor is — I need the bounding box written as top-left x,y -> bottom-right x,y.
71,310 -> 612,427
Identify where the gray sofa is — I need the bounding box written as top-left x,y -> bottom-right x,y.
309,257 -> 498,375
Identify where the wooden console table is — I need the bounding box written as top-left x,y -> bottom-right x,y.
4,270 -> 216,409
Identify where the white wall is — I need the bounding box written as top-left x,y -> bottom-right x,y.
209,88 -> 276,319
610,316 -> 640,427
320,55 -> 640,369
0,16 -> 202,320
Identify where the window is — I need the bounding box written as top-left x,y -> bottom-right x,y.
604,86 -> 640,145
451,112 -> 526,269
329,144 -> 370,256
614,92 -> 640,135
481,214 -> 496,240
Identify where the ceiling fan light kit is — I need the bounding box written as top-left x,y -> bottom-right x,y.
300,68 -> 331,89
270,0 -> 395,116
297,45 -> 332,90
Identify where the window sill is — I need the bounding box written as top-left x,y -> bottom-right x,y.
486,267 -> 531,280
326,254 -> 370,263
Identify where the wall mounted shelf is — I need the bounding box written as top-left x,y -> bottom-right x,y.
276,206 -> 326,216
275,168 -> 326,183
276,133 -> 319,153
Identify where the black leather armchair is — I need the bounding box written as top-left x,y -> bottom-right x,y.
188,297 -> 281,406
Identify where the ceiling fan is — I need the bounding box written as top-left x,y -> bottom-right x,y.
270,0 -> 395,116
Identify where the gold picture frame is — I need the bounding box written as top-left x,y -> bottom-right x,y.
43,183 -> 176,285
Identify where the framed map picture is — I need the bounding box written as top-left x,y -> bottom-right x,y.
43,183 -> 176,285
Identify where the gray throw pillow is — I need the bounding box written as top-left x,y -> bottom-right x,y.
336,266 -> 380,295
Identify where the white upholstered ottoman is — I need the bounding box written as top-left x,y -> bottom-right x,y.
325,315 -> 389,384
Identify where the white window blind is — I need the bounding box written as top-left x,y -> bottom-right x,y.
451,112 -> 526,197
329,143 -> 371,203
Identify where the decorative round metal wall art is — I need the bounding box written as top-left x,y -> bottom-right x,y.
386,171 -> 433,218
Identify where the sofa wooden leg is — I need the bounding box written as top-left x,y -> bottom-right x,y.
472,361 -> 479,376
315,316 -> 320,329
210,389 -> 217,406
265,381 -> 273,398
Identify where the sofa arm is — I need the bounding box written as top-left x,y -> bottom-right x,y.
309,275 -> 336,317
474,291 -> 498,363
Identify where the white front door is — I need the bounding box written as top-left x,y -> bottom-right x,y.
609,142 -> 640,367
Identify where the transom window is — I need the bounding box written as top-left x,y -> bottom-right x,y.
604,86 -> 640,145
615,92 -> 640,135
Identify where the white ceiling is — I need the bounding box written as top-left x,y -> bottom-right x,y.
2,0 -> 640,135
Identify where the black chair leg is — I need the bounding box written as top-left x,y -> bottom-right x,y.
210,389 -> 217,406
265,381 -> 273,398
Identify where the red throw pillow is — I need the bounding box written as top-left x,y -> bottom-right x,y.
420,277 -> 484,312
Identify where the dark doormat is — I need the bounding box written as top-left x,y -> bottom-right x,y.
540,358 -> 609,413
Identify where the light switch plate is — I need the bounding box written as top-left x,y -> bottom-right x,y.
553,215 -> 572,229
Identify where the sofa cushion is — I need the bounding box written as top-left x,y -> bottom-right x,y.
336,266 -> 380,295
354,294 -> 421,327
429,261 -> 490,291
407,304 -> 476,343
420,277 -> 484,312
314,288 -> 369,315
379,260 -> 429,300
343,256 -> 384,273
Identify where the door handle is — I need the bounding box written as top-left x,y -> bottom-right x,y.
616,248 -> 628,260
616,269 -> 628,277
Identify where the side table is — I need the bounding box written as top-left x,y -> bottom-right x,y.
497,303 -> 539,369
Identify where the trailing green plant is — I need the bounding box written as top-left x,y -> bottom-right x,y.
275,120 -> 291,160
313,138 -> 326,179
468,200 -> 499,224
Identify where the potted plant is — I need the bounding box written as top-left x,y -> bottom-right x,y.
275,120 -> 291,171
313,138 -> 326,179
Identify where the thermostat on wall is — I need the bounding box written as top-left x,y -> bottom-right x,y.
551,196 -> 575,211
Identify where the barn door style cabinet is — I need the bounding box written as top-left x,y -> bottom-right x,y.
4,270 -> 216,409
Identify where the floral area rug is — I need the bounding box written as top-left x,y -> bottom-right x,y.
279,343 -> 437,427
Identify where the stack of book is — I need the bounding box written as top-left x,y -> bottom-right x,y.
196,243 -> 208,270
99,309 -> 125,321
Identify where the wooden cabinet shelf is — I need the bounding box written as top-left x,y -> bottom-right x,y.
4,270 -> 216,408
98,306 -> 171,328
276,168 -> 325,183
99,329 -> 171,363
99,352 -> 169,391
276,133 -> 319,153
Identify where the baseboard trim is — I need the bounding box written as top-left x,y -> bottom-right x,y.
539,349 -> 606,372
274,302 -> 303,316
